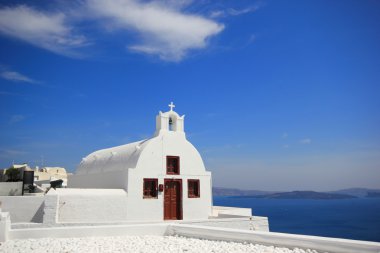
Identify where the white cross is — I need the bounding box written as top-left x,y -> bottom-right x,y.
168,102 -> 175,111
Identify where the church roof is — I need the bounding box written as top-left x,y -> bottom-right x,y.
75,138 -> 152,175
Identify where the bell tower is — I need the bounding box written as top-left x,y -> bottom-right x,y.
154,102 -> 185,137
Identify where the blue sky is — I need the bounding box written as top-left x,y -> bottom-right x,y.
0,0 -> 379,191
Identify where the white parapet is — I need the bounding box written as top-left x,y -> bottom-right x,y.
4,223 -> 380,253
0,209 -> 11,242
0,196 -> 44,223
212,205 -> 252,216
42,189 -> 59,225
10,223 -> 169,240
168,224 -> 380,253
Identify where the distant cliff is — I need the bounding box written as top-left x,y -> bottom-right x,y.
213,187 -> 380,199
367,192 -> 380,198
248,191 -> 356,200
328,188 -> 380,198
213,187 -> 276,197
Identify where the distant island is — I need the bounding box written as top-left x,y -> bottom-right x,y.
212,187 -> 277,197
213,187 -> 380,200
367,192 -> 380,198
233,191 -> 356,200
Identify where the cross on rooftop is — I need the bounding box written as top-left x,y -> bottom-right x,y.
168,102 -> 175,111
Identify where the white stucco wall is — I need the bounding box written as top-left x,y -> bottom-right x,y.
9,223 -> 168,241
126,171 -> 211,221
56,189 -> 128,223
0,182 -> 23,196
168,224 -> 380,253
185,215 -> 269,232
212,206 -> 252,216
0,196 -> 44,223
2,222 -> 380,253
68,169 -> 129,190
125,132 -> 212,221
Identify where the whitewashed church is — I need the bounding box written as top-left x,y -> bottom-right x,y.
69,103 -> 212,221
0,103 -> 268,239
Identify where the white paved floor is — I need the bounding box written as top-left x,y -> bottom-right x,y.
0,235 -> 325,253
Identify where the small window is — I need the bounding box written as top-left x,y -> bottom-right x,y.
143,178 -> 158,198
167,156 -> 180,175
188,179 -> 200,198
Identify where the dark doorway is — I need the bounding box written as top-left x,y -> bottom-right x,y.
164,179 -> 182,220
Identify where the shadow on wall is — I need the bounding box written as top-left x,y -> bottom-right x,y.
30,203 -> 44,223
8,189 -> 20,196
0,182 -> 23,196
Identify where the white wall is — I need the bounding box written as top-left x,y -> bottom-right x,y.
0,196 -> 44,223
169,224 -> 380,253
212,206 -> 252,216
9,224 -> 168,240
127,169 -> 212,221
68,169 -> 128,190
0,182 -> 23,196
56,189 -> 128,223
3,222 -> 380,253
127,132 -> 212,221
185,215 -> 269,232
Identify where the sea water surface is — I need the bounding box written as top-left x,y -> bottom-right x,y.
213,196 -> 380,242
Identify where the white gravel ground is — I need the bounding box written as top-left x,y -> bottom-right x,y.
0,235 -> 326,253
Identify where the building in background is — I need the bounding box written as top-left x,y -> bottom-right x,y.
0,163 -> 32,182
0,164 -> 69,196
33,167 -> 69,188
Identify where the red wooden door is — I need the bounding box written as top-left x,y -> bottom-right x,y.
164,179 -> 182,220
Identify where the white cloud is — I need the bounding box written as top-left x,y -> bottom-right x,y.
9,115 -> 26,124
85,0 -> 224,61
282,132 -> 288,139
0,70 -> 39,84
210,6 -> 258,18
300,138 -> 312,144
0,5 -> 87,57
209,10 -> 225,19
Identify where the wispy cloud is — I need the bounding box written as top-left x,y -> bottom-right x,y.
282,132 -> 288,139
210,6 -> 258,18
0,1 -> 254,62
0,149 -> 28,159
9,115 -> 26,124
300,138 -> 312,144
0,91 -> 21,96
0,5 -> 88,57
84,0 -> 224,61
0,69 -> 39,84
248,34 -> 256,43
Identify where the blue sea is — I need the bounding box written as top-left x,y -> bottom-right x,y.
213,196 -> 380,242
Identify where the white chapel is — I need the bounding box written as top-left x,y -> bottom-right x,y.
69,103 -> 212,221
